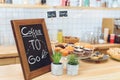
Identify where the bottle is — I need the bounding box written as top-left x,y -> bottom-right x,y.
106,0 -> 113,8
57,29 -> 63,43
101,0 -> 106,7
79,0 -> 83,7
41,0 -> 46,5
110,34 -> 115,43
83,0 -> 90,7
112,0 -> 119,8
70,0 -> 79,6
89,0 -> 97,7
96,0 -> 101,7
99,33 -> 104,44
67,0 -> 70,6
5,0 -> 12,4
104,28 -> 109,43
61,0 -> 66,6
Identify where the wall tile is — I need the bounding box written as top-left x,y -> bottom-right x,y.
0,7 -> 120,45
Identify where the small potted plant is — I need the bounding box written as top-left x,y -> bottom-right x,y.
67,53 -> 79,76
51,51 -> 63,76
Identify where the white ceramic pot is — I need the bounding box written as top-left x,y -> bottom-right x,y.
51,63 -> 63,76
67,64 -> 79,76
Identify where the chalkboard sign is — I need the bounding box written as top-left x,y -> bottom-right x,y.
59,11 -> 68,17
11,19 -> 52,80
47,11 -> 56,18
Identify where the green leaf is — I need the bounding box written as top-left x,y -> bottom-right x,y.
67,54 -> 79,65
51,51 -> 62,64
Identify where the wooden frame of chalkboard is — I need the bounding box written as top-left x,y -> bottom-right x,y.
11,19 -> 52,80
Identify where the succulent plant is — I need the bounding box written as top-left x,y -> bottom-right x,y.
51,51 -> 62,64
67,54 -> 79,65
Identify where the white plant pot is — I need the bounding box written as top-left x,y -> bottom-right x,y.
67,64 -> 79,76
51,63 -> 63,76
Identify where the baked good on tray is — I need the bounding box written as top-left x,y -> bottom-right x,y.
82,51 -> 109,63
63,36 -> 79,44
90,51 -> 105,61
54,42 -> 93,58
107,48 -> 120,61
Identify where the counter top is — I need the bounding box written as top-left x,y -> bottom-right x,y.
0,46 -> 18,58
92,43 -> 120,49
0,43 -> 120,58
0,59 -> 120,80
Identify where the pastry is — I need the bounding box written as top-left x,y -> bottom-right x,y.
90,56 -> 99,60
90,51 -> 104,60
98,54 -> 104,58
107,48 -> 120,61
63,36 -> 79,44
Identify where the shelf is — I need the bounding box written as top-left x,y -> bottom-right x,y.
0,3 -> 120,10
0,4 -> 51,9
55,6 -> 120,10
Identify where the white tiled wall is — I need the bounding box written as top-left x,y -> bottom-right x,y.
0,7 -> 120,46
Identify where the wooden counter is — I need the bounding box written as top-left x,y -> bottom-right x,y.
0,59 -> 120,80
0,43 -> 120,65
0,46 -> 18,58
92,43 -> 120,49
0,43 -> 119,58
0,46 -> 19,65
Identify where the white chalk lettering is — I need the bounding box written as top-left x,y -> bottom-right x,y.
28,55 -> 36,65
36,56 -> 41,62
29,40 -> 35,50
42,49 -> 48,59
28,55 -> 41,65
21,27 -> 31,36
35,39 -> 41,50
29,39 -> 41,50
21,27 -> 43,38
